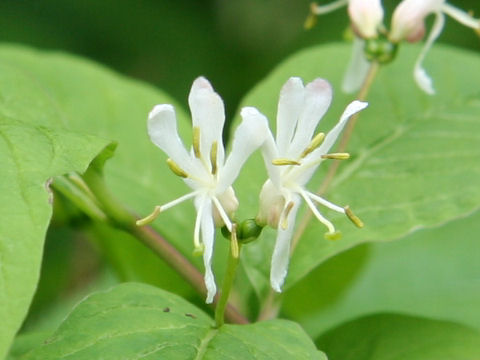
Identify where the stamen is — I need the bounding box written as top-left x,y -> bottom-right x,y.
212,196 -> 233,232
301,132 -> 325,158
210,141 -> 218,175
158,191 -> 199,212
136,206 -> 161,226
231,223 -> 239,259
324,231 -> 342,241
300,190 -> 336,234
272,158 -> 301,166
193,126 -> 201,158
305,190 -> 345,213
344,205 -> 364,228
166,158 -> 188,178
193,243 -> 205,256
280,201 -> 295,230
321,152 -> 350,160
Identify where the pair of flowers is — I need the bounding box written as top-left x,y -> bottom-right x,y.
140,77 -> 367,303
311,0 -> 480,94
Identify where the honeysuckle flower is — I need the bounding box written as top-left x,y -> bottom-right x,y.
390,0 -> 480,94
311,0 -> 384,39
138,77 -> 269,303
256,77 -> 368,292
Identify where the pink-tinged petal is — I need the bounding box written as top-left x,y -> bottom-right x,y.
270,198 -> 301,292
147,104 -> 194,173
288,78 -> 333,159
348,0 -> 384,38
276,77 -> 305,156
218,107 -> 269,192
188,77 -> 226,166
390,0 -> 443,42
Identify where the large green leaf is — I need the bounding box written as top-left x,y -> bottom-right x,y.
0,44 -> 232,291
317,313 -> 480,360
0,45 -> 201,358
283,210 -> 480,339
20,283 -> 325,359
0,117 -> 109,358
233,43 -> 480,295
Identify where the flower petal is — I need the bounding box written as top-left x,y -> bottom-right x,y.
217,107 -> 269,192
147,104 -> 194,173
342,37 -> 371,93
276,77 -> 304,156
197,197 -> 217,304
270,198 -> 300,292
188,77 -> 226,166
442,3 -> 480,29
316,100 -> 368,155
289,79 -> 333,159
413,12 -> 445,95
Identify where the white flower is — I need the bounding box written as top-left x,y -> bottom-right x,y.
311,0 -> 384,39
256,77 -> 368,292
390,0 -> 480,94
139,77 -> 269,303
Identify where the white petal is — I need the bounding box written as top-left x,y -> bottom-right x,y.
199,198 -> 217,304
314,100 -> 369,157
188,77 -> 226,166
348,0 -> 384,38
342,37 -> 371,93
276,77 -> 304,156
413,12 -> 445,95
270,198 -> 300,292
217,107 -> 269,192
288,79 -> 333,159
442,3 -> 480,29
390,0 -> 442,42
147,104 -> 194,173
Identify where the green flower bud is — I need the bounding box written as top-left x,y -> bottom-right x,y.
364,36 -> 398,64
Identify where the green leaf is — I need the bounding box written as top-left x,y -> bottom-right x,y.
233,43 -> 480,295
21,283 -> 325,360
0,44 -> 199,358
317,313 -> 480,360
283,210 -> 480,339
0,115 -> 110,359
0,44 -> 231,292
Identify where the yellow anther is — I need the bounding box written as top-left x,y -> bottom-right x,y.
210,141 -> 218,175
321,152 -> 350,160
281,201 -> 295,230
193,243 -> 205,257
272,158 -> 301,166
167,158 -> 188,178
301,132 -> 325,158
231,223 -> 239,259
345,206 -> 364,228
324,231 -> 342,241
193,126 -> 201,158
136,206 -> 161,226
304,9 -> 317,30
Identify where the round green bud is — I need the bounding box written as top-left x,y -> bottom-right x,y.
238,219 -> 264,244
364,36 -> 398,64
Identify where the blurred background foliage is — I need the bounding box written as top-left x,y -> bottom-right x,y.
1,0 -> 478,122
2,0 -> 478,336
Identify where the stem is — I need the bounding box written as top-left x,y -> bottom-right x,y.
257,61 -> 381,322
215,227 -> 242,328
81,167 -> 248,324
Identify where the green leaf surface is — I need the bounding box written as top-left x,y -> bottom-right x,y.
0,44 -> 233,293
0,115 -> 110,358
0,44 -> 200,357
317,313 -> 480,360
21,283 -> 325,360
283,210 -> 480,339
233,43 -> 480,295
